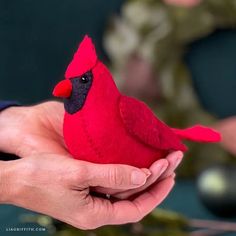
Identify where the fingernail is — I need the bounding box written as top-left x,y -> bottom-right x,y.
142,168 -> 152,177
160,161 -> 168,175
131,171 -> 147,185
174,152 -> 183,169
153,159 -> 168,175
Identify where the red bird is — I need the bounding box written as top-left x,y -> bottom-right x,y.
53,35 -> 221,168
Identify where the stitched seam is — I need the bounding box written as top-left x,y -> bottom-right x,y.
120,98 -> 182,151
119,96 -> 161,151
81,112 -> 103,160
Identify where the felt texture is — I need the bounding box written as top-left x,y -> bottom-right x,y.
53,79 -> 72,98
64,71 -> 93,114
119,96 -> 187,152
54,35 -> 221,168
172,125 -> 221,143
65,35 -> 97,79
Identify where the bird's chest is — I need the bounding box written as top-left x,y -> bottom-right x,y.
63,105 -> 123,160
63,104 -> 165,168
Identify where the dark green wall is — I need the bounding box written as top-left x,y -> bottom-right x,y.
0,0 -> 124,231
185,29 -> 236,119
0,1 -> 236,118
0,0 -> 123,104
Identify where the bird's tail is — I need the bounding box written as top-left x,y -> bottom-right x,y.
172,125 -> 221,143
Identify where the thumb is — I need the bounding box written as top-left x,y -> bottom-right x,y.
83,163 -> 150,189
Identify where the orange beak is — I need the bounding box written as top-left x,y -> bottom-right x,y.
53,79 -> 72,98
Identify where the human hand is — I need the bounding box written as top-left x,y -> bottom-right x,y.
0,101 -> 67,157
0,102 -> 183,199
94,151 -> 183,199
0,154 -> 174,229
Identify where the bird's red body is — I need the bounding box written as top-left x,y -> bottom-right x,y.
53,36 -> 221,168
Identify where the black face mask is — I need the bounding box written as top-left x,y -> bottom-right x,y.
64,71 -> 93,114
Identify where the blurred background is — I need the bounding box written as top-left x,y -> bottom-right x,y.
0,0 -> 236,235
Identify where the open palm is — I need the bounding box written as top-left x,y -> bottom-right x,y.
0,101 -> 68,157
0,101 -> 182,199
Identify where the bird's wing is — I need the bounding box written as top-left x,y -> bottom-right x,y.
119,96 -> 187,151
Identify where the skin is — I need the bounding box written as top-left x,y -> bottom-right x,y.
0,101 -> 183,229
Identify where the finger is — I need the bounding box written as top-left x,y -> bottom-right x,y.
113,159 -> 168,199
159,151 -> 183,180
110,171 -> 176,199
77,162 -> 151,190
90,159 -> 167,196
170,173 -> 176,179
91,151 -> 180,197
111,177 -> 175,225
90,177 -> 175,227
86,151 -> 181,196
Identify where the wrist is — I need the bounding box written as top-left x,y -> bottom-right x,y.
0,106 -> 27,155
0,161 -> 18,204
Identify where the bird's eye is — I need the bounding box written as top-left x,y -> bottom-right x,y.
81,75 -> 89,83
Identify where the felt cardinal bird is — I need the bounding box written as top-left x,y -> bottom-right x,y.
53,35 -> 221,168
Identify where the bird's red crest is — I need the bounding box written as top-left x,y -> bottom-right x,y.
65,35 -> 98,79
